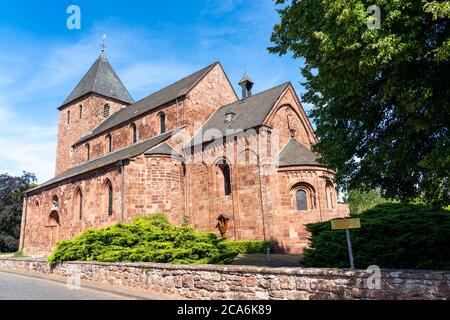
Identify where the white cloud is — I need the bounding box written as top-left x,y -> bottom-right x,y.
203,0 -> 243,15
0,12 -> 311,183
0,25 -> 197,183
121,62 -> 195,98
0,103 -> 56,182
0,104 -> 12,123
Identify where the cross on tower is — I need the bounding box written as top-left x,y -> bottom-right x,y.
100,34 -> 107,54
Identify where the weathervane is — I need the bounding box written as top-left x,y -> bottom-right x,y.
100,34 -> 107,55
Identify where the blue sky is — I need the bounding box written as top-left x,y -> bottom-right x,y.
0,0 -> 308,183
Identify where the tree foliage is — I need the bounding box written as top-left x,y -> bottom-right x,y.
48,214 -> 270,265
269,0 -> 450,206
301,203 -> 450,269
346,188 -> 389,214
0,172 -> 36,252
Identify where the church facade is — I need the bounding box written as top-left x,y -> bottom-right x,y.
19,54 -> 349,257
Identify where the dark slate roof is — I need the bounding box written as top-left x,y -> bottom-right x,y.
26,129 -> 181,194
277,138 -> 321,167
186,82 -> 289,148
144,143 -> 176,156
61,54 -> 134,108
74,62 -> 219,146
144,142 -> 184,162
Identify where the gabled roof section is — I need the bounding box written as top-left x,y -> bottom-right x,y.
144,142 -> 177,156
26,129 -> 182,194
277,138 -> 320,167
61,54 -> 134,108
262,83 -> 317,145
74,62 -> 220,146
186,82 -> 290,148
144,142 -> 183,162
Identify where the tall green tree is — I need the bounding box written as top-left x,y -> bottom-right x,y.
346,189 -> 389,214
269,0 -> 450,206
0,172 -> 36,252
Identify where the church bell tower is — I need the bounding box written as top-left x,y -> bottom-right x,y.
54,53 -> 134,175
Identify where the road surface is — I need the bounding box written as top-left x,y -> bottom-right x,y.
0,271 -> 127,300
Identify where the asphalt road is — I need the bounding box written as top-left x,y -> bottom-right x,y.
0,271 -> 127,300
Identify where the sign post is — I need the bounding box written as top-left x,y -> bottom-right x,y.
345,229 -> 355,269
331,218 -> 361,269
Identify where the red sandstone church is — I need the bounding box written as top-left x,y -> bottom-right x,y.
19,54 -> 348,257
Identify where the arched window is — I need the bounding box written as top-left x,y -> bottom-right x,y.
291,182 -> 316,211
222,165 -> 231,195
103,104 -> 110,118
326,181 -> 335,209
217,159 -> 232,196
67,110 -> 71,124
85,144 -> 90,161
35,200 -> 40,208
79,105 -> 83,119
105,180 -> 113,216
48,210 -> 60,244
131,123 -> 137,143
159,112 -> 166,134
296,190 -> 307,211
76,188 -> 83,220
48,210 -> 60,226
51,195 -> 59,208
106,134 -> 112,153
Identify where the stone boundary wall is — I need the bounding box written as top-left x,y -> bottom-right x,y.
0,258 -> 449,300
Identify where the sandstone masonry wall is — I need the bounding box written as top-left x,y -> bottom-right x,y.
56,94 -> 129,175
23,164 -> 123,256
0,258 -> 448,300
71,99 -> 188,165
124,154 -> 185,225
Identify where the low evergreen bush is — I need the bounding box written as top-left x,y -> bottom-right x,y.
301,203 -> 450,269
48,214 -> 270,265
220,240 -> 272,254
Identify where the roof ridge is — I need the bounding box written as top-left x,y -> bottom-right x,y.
91,55 -> 102,93
202,81 -> 290,120
98,55 -> 135,104
185,82 -> 291,149
183,61 -> 219,95
73,62 -> 220,146
60,54 -> 134,108
219,81 -> 290,110
133,61 -> 219,105
28,128 -> 185,193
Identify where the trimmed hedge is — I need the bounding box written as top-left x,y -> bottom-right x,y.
301,203 -> 450,269
48,214 -> 269,265
221,240 -> 272,254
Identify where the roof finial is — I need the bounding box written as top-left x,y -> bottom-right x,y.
238,73 -> 254,100
100,34 -> 107,55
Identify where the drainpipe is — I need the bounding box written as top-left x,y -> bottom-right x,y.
118,160 -> 125,223
19,193 -> 28,251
